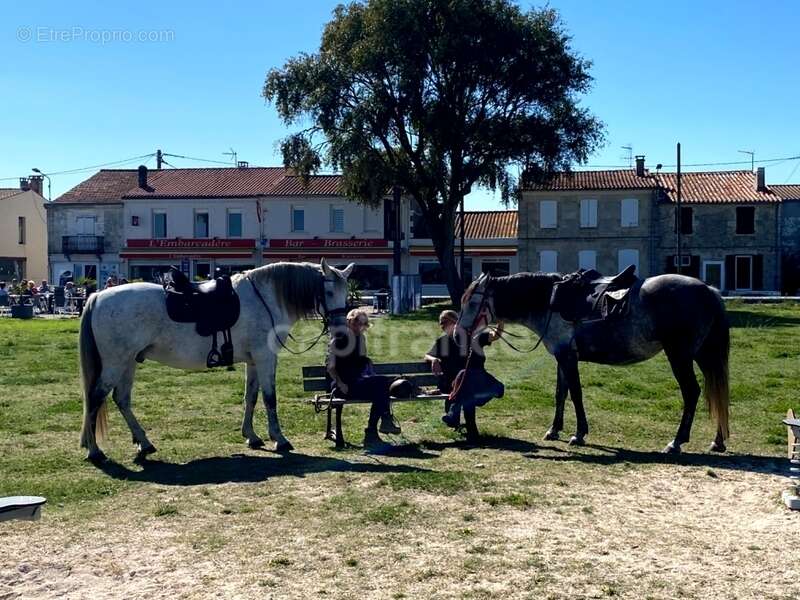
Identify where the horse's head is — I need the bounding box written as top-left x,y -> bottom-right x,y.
456,272 -> 495,340
319,258 -> 353,328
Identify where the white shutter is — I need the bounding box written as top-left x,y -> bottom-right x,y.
539,250 -> 558,272
578,250 -> 597,270
621,198 -> 639,227
540,200 -> 557,229
618,249 -> 639,273
580,199 -> 598,227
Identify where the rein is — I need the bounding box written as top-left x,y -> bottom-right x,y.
489,309 -> 552,353
247,275 -> 344,355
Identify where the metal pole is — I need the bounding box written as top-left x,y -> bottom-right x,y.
393,186 -> 402,275
676,142 -> 682,275
156,149 -> 163,170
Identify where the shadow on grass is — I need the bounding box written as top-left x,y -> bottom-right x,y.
526,443 -> 786,476
421,434 -> 541,454
727,308 -> 800,329
96,451 -> 428,486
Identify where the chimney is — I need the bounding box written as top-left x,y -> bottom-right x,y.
138,165 -> 148,188
755,167 -> 766,192
27,175 -> 44,196
19,177 -> 30,191
635,155 -> 646,177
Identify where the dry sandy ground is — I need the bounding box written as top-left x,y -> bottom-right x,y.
1,451 -> 799,600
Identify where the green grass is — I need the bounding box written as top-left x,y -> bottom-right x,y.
0,302 -> 799,510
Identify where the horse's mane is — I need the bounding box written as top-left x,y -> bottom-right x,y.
485,272 -> 561,320
239,262 -> 322,319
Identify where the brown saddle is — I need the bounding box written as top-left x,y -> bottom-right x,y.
550,264 -> 639,323
164,268 -> 240,368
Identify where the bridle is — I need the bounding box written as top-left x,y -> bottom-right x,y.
247,273 -> 348,355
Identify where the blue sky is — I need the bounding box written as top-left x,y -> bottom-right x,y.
1,0 -> 798,209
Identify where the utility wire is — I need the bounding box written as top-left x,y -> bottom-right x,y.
162,153 -> 233,166
0,153 -> 156,182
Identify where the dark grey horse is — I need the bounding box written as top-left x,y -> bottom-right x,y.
457,271 -> 730,454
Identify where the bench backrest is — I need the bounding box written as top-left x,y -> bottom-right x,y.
302,361 -> 438,392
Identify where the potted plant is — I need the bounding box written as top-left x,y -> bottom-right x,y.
76,277 -> 96,295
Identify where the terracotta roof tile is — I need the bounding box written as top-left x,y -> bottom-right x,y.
456,211 -> 517,239
54,170 -> 141,204
0,188 -> 25,201
124,167 -> 287,198
525,170 -> 659,191
267,175 -> 342,196
771,184 -> 800,200
655,171 -> 780,204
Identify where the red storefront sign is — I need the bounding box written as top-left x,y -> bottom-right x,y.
126,239 -> 256,249
267,239 -> 388,249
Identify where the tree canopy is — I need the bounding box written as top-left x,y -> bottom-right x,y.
264,0 -> 604,302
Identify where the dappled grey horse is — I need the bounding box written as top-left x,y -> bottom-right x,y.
457,271 -> 730,454
79,259 -> 352,462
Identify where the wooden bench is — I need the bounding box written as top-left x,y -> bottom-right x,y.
302,361 -> 448,448
783,409 -> 800,511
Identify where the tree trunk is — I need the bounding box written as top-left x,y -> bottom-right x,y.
428,211 -> 465,306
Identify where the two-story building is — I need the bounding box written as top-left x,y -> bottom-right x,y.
773,184 -> 800,294
48,165 -> 518,294
520,158 -> 787,293
0,177 -> 48,282
519,158 -> 660,276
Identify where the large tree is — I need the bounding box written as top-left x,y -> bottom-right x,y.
264,0 -> 603,303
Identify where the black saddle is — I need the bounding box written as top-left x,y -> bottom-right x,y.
550,264 -> 639,323
164,268 -> 240,368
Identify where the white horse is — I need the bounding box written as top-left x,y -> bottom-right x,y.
78,259 -> 352,462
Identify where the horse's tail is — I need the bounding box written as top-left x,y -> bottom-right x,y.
696,290 -> 730,440
79,294 -> 107,447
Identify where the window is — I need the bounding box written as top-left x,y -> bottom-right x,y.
678,206 -> 693,234
330,205 -> 345,233
539,250 -> 558,273
227,210 -> 243,238
481,261 -> 510,277
292,207 -> 305,232
18,216 -> 25,244
76,216 -> 96,235
735,255 -> 752,290
618,249 -> 639,273
194,211 -> 209,238
580,198 -> 598,228
363,206 -> 381,232
418,262 -> 446,285
540,200 -> 557,229
339,264 -> 389,289
621,198 -> 639,227
153,211 -> 167,239
736,206 -> 755,234
578,250 -> 597,270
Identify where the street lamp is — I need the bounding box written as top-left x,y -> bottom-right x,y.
31,168 -> 51,201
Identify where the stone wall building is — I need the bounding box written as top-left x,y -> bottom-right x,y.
773,184 -> 800,294
520,158 -> 788,293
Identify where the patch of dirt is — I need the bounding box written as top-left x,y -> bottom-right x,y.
1,453 -> 799,600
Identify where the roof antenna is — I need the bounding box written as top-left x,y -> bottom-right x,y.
738,149 -> 755,171
620,144 -> 633,168
223,148 -> 237,166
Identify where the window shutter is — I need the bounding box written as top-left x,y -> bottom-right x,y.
724,256 -> 735,290
540,201 -> 557,228
689,255 -> 701,279
752,254 -> 764,290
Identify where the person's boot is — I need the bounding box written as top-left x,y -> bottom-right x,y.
441,403 -> 461,429
379,412 -> 402,434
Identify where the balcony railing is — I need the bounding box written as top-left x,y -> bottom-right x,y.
62,235 -> 105,255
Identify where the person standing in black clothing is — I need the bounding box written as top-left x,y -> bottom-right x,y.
327,308 -> 401,448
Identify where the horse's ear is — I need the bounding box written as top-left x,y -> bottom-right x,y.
320,257 -> 332,276
340,263 -> 355,278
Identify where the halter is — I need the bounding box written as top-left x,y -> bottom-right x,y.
460,288 -> 495,337
247,274 -> 347,355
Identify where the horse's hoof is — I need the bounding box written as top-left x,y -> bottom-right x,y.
247,438 -> 266,449
134,444 -> 157,462
663,442 -> 681,455
709,441 -> 726,453
543,430 -> 560,441
86,450 -> 107,464
276,441 -> 294,453
568,435 -> 585,446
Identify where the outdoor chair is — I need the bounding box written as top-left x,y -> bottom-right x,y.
782,409 -> 800,510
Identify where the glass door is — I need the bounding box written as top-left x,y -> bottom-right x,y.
702,261 -> 724,291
